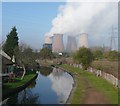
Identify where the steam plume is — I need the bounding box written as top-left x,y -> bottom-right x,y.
45,1 -> 118,46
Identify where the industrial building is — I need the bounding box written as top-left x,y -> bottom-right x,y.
77,33 -> 88,49
43,33 -> 89,53
66,36 -> 77,52
52,33 -> 64,53
43,43 -> 52,50
43,36 -> 52,50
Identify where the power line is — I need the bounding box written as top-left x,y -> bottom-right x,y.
110,25 -> 118,51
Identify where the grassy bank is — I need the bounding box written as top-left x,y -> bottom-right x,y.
58,64 -> 118,104
91,60 -> 119,79
3,73 -> 36,96
58,64 -> 86,104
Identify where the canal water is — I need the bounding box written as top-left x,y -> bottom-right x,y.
6,67 -> 74,104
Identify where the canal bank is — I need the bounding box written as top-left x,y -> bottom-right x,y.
58,64 -> 118,104
2,73 -> 38,101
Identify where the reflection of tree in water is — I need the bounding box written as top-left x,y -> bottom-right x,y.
51,68 -> 64,80
18,89 -> 39,104
40,67 -> 53,76
6,80 -> 38,105
28,80 -> 36,89
7,94 -> 18,105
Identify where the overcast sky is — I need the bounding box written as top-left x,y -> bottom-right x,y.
2,1 -> 118,50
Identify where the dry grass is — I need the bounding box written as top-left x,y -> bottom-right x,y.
91,60 -> 119,79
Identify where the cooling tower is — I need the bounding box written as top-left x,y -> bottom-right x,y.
77,33 -> 88,49
45,36 -> 52,44
52,34 -> 64,53
66,36 -> 77,52
43,36 -> 52,50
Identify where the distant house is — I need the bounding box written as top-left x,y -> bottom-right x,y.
0,49 -> 13,74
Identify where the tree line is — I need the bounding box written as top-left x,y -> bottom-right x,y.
73,47 -> 119,70
2,27 -> 54,70
2,26 -> 119,71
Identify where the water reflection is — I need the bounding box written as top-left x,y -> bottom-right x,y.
6,67 -> 74,104
39,67 -> 53,76
49,68 -> 74,103
28,80 -> 36,88
18,89 -> 39,104
51,68 -> 64,79
7,94 -> 18,104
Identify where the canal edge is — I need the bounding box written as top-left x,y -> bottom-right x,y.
2,73 -> 38,101
56,66 -> 77,104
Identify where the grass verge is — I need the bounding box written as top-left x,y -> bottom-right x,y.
58,64 -> 118,104
58,64 -> 86,104
2,73 -> 36,96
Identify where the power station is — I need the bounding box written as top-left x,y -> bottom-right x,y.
52,33 -> 64,53
43,36 -> 52,50
43,44 -> 52,50
43,33 -> 88,53
77,33 -> 88,49
66,36 -> 77,52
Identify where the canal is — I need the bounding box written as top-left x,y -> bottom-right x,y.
6,67 -> 74,104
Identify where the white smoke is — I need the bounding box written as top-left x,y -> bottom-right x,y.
45,1 -> 118,47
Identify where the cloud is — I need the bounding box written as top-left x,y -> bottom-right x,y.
48,68 -> 74,103
45,1 -> 118,47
